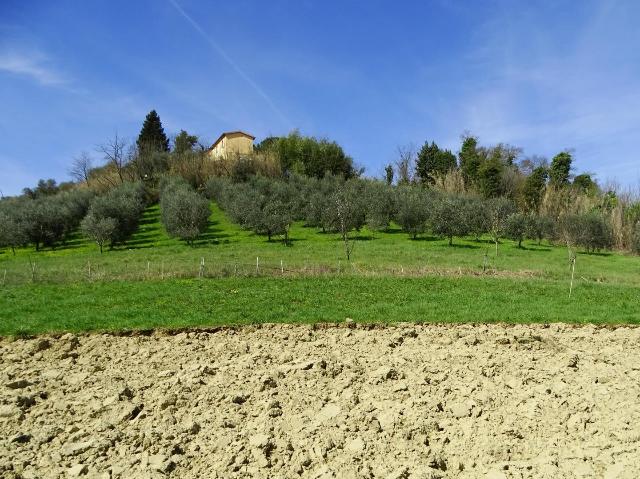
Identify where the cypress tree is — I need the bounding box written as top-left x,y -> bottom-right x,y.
523,166 -> 548,212
137,110 -> 169,155
459,136 -> 481,186
478,156 -> 503,198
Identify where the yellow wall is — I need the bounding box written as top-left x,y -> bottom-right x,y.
209,133 -> 254,159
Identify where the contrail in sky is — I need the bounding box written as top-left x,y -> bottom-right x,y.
168,0 -> 292,129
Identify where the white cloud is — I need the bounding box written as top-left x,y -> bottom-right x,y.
0,49 -> 67,86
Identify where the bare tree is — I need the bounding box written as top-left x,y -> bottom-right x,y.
69,151 -> 93,186
97,133 -> 128,184
518,155 -> 548,176
394,144 -> 416,185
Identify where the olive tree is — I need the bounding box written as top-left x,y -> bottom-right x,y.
394,186 -> 430,239
430,195 -> 470,245
302,175 -> 341,231
249,180 -> 298,243
464,197 -> 488,240
365,181 -> 396,233
485,197 -> 516,255
160,185 -> 210,245
526,215 -> 554,245
81,214 -> 117,253
505,212 -> 529,248
21,198 -> 66,250
84,182 -> 146,247
326,181 -> 367,259
0,210 -> 28,254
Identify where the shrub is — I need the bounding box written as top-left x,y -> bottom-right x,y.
558,212 -> 612,253
579,212 -> 612,253
267,131 -> 356,179
231,156 -> 258,183
632,222 -> 640,254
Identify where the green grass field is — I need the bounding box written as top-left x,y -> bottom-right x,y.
1,202 -> 639,335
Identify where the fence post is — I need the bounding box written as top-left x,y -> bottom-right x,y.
147,261 -> 150,277
2,269 -> 6,286
28,258 -> 36,283
569,255 -> 576,298
161,261 -> 164,280
256,256 -> 259,275
281,259 -> 284,274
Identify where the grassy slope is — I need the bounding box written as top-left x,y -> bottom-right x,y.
1,203 -> 639,285
1,202 -> 639,334
1,277 -> 638,335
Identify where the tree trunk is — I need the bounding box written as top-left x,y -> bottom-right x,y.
99,243 -> 103,254
495,238 -> 499,256
518,238 -> 522,248
448,236 -> 453,246
11,246 -> 16,255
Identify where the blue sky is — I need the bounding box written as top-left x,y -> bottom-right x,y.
1,0 -> 639,196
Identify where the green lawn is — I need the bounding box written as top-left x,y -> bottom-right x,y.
0,202 -> 639,335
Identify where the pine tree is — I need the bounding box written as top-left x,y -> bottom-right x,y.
173,130 -> 198,155
137,110 -> 169,155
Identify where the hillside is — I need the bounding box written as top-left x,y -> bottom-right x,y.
1,202 -> 639,335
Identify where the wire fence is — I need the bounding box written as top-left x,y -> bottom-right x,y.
0,255 -> 536,286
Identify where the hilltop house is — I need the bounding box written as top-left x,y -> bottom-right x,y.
208,131 -> 255,159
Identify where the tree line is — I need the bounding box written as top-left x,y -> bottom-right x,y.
204,175 -> 618,258
2,109 -> 640,257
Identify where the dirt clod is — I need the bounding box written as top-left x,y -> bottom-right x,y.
1,323 -> 639,478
